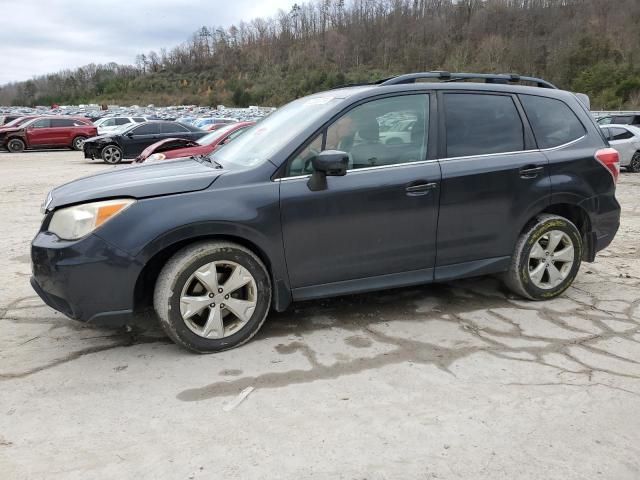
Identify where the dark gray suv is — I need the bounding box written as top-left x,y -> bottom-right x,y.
31,72 -> 621,353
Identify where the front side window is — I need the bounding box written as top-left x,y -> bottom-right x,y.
287,94 -> 429,176
115,118 -> 130,126
133,118 -> 146,123
444,93 -> 524,158
101,118 -> 116,127
30,119 -> 51,129
520,95 -> 586,149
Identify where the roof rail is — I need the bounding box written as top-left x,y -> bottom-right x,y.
378,72 -> 557,89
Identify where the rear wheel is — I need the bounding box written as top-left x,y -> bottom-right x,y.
504,214 -> 582,300
72,136 -> 86,151
154,241 -> 272,353
101,145 -> 123,164
7,138 -> 25,152
629,152 -> 640,173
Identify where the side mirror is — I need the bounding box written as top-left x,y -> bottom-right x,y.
126,132 -> 134,138
307,150 -> 349,191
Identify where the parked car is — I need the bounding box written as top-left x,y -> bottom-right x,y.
597,114 -> 640,126
94,116 -> 148,135
0,114 -> 24,126
83,121 -> 207,163
0,115 -> 39,131
601,124 -> 640,172
135,121 -> 255,163
31,72 -> 620,353
0,116 -> 97,152
193,117 -> 238,129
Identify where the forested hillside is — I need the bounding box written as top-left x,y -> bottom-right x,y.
1,0 -> 639,109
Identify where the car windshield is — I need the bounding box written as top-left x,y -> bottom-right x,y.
212,96 -> 340,168
196,124 -> 239,146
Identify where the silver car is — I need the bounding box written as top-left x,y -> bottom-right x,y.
600,124 -> 640,172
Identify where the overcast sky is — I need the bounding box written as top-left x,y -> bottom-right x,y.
0,0 -> 294,86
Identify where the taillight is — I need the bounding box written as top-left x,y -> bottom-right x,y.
595,148 -> 620,183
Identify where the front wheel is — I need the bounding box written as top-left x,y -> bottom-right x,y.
628,152 -> 640,173
101,145 -> 123,164
154,241 -> 272,353
7,138 -> 25,152
504,214 -> 582,300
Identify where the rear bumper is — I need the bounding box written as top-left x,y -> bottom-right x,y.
585,195 -> 620,258
30,231 -> 141,327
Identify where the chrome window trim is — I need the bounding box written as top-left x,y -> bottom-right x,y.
275,134 -> 588,182
277,158 -> 439,182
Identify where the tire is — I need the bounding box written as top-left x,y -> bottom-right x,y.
72,136 -> 87,151
101,145 -> 123,164
6,138 -> 25,153
153,241 -> 272,353
504,214 -> 582,300
628,152 -> 640,173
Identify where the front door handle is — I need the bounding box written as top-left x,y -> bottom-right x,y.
405,182 -> 438,196
519,165 -> 545,178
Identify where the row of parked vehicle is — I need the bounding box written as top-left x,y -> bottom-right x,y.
0,113 -> 259,163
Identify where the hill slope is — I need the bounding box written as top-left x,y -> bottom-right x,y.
1,0 -> 639,109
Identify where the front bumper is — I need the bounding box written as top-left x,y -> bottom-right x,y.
83,143 -> 101,160
31,231 -> 142,327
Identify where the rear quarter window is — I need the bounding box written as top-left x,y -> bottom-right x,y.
520,95 -> 586,149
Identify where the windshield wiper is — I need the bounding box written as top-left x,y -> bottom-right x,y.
191,154 -> 223,169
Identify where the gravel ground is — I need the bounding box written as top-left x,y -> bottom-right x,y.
1,150 -> 639,479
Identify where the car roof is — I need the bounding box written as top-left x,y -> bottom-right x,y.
605,124 -> 640,133
310,81 -> 579,104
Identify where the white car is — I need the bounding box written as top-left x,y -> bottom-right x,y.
94,116 -> 148,135
600,124 -> 640,172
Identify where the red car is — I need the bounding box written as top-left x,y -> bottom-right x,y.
0,116 -> 97,152
135,121 -> 255,163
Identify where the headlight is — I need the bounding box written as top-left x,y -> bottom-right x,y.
147,153 -> 166,162
48,199 -> 135,240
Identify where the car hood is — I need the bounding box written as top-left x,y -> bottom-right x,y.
85,133 -> 119,143
0,126 -> 22,134
46,157 -> 225,210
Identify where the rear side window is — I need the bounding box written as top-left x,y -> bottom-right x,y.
133,118 -> 146,123
520,95 -> 586,149
161,122 -> 189,133
50,119 -> 75,127
609,127 -> 634,140
115,118 -> 131,126
614,116 -> 632,124
444,93 -> 524,158
132,123 -> 159,135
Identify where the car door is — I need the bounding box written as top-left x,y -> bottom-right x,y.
279,94 -> 441,296
607,127 -> 636,165
435,91 -> 550,279
25,118 -> 52,147
123,122 -> 161,156
49,118 -> 75,145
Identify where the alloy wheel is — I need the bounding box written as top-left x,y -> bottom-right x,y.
179,260 -> 257,339
527,230 -> 575,289
102,146 -> 121,163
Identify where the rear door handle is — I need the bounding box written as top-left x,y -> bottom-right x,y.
519,165 -> 545,178
405,182 -> 438,196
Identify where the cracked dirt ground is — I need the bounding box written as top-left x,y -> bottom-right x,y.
1,151 -> 639,479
